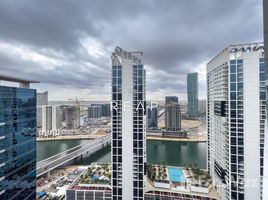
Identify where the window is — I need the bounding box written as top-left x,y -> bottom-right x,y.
230,74 -> 236,82
231,92 -> 236,100
230,101 -> 236,109
230,60 -> 236,65
118,70 -> 122,77
118,78 -> 122,84
237,83 -> 243,91
112,69 -> 117,77
237,59 -> 243,64
260,62 -> 265,72
230,65 -> 236,73
260,92 -> 266,100
230,83 -> 236,91
260,73 -> 266,82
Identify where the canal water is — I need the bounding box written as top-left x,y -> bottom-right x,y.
37,140 -> 207,169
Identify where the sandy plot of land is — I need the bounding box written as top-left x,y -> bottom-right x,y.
158,118 -> 202,129
181,119 -> 202,129
95,129 -> 108,135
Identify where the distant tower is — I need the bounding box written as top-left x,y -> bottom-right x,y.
187,72 -> 198,117
111,47 -> 146,199
37,91 -> 48,128
65,106 -> 80,129
165,103 -> 181,132
41,105 -> 53,132
37,91 -> 48,106
146,103 -> 158,129
165,96 -> 178,105
88,106 -> 102,119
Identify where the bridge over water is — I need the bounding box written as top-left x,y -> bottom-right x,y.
37,134 -> 111,177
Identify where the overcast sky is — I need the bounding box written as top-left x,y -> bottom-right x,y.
0,0 -> 263,101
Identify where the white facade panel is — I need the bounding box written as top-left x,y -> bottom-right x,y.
243,52 -> 260,200
121,58 -> 134,200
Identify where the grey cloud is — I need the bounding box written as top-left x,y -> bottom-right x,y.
0,0 -> 262,100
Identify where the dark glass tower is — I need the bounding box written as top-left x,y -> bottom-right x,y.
187,72 -> 198,117
0,75 -> 38,200
165,96 -> 178,105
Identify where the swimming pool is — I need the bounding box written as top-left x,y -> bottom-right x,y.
168,167 -> 186,183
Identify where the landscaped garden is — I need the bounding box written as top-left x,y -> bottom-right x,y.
185,164 -> 212,186
80,163 -> 111,185
147,164 -> 168,182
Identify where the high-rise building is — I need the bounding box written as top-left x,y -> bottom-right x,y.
91,104 -> 111,117
37,91 -> 48,127
39,105 -> 62,133
52,106 -> 62,130
187,72 -> 198,117
37,91 -> 48,106
198,99 -> 206,114
88,106 -> 102,119
41,105 -> 52,132
65,106 -> 80,129
101,104 -> 111,117
146,103 -> 158,129
165,96 -> 178,105
207,43 -> 265,200
111,47 -> 146,200
0,74 -> 38,199
179,101 -> 188,117
263,2 -> 268,199
165,103 -> 181,132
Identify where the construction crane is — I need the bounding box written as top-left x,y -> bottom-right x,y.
68,96 -> 82,128
68,96 -> 80,107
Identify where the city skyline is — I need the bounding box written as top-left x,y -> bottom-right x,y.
0,1 -> 266,200
0,0 -> 262,101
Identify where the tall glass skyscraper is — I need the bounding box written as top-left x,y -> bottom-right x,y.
207,43 -> 265,200
0,74 -> 38,200
146,103 -> 158,129
111,47 -> 146,200
165,103 -> 181,132
187,72 -> 198,117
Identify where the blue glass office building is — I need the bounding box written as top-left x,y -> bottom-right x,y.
0,75 -> 37,200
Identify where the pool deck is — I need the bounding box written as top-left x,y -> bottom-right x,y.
145,178 -> 220,200
168,167 -> 186,183
146,165 -> 220,200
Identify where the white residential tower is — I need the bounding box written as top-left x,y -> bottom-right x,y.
111,47 -> 146,200
207,43 -> 265,200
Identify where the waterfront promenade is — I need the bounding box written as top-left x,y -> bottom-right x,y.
146,134 -> 207,142
36,134 -> 105,141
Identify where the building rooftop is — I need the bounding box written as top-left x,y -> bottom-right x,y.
207,42 -> 264,66
67,164 -> 220,199
0,73 -> 39,84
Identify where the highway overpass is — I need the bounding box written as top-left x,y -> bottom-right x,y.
37,134 -> 111,177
